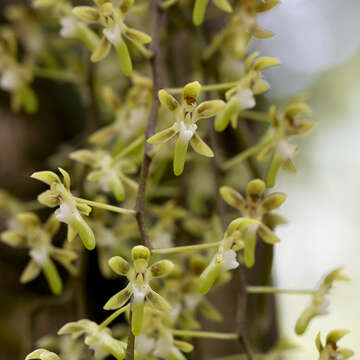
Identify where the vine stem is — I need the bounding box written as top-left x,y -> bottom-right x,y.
170,329 -> 238,340
134,0 -> 162,251
98,305 -> 129,331
166,80 -> 240,94
151,242 -> 220,254
126,0 -> 162,359
247,286 -> 315,295
74,197 -> 135,215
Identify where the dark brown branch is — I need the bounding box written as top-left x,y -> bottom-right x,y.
126,1 -> 162,359
134,0 -> 162,250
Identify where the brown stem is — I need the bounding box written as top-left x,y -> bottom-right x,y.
125,300 -> 135,360
127,1 -> 162,359
134,0 -> 162,250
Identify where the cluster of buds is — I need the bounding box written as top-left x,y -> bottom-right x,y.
316,330 -> 353,360
148,81 -> 225,175
58,320 -> 127,360
104,245 -> 174,335
215,52 -> 280,132
0,27 -> 38,114
31,168 -> 96,250
72,0 -> 152,75
0,213 -> 77,295
295,268 -> 349,335
89,75 -> 152,145
257,99 -> 315,187
70,149 -> 137,202
220,179 -> 286,268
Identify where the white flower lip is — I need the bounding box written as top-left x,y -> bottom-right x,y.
60,17 -> 78,38
237,88 -> 256,110
222,249 -> 239,271
0,70 -> 20,91
179,122 -> 197,143
55,202 -> 79,224
103,24 -> 121,45
132,283 -> 149,304
277,139 -> 297,160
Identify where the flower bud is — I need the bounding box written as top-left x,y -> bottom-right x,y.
253,57 -> 281,72
198,260 -> 222,295
149,260 -> 174,278
132,245 -> 150,262
31,171 -> 61,186
214,99 -> 239,132
220,186 -> 245,210
183,81 -> 201,105
295,305 -> 318,335
246,179 -> 265,200
158,89 -> 179,111
25,349 -> 60,360
1,231 -> 27,247
195,100 -> 225,119
109,256 -> 131,276
72,6 -> 100,23
123,28 -> 152,44
262,193 -> 286,212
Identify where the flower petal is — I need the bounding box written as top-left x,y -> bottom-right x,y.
104,283 -> 132,310
190,133 -> 214,157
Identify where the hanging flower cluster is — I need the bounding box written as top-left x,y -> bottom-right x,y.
0,212 -> 77,295
148,81 -> 225,175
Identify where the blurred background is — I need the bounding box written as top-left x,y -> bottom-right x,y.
1,0 -> 360,359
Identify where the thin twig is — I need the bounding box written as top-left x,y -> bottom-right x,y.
134,0 -> 162,250
126,1 -> 162,359
236,269 -> 254,360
